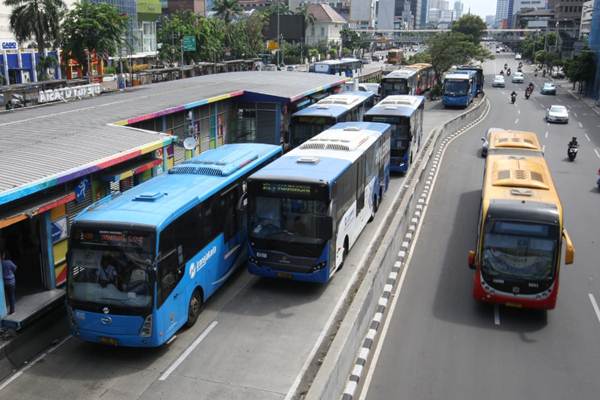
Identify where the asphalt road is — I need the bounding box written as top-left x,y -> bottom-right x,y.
359,54 -> 600,400
0,95 -> 461,399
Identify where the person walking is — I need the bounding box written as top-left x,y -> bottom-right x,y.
1,251 -> 17,315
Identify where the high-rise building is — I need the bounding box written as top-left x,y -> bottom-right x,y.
580,0 -> 594,39
589,0 -> 600,99
453,0 -> 463,19
392,0 -> 421,29
378,0 -> 396,29
485,14 -> 496,27
495,0 -> 510,28
350,0 -> 377,28
419,0 -> 428,27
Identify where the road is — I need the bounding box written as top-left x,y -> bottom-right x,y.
0,94 -> 462,399
358,54 -> 600,400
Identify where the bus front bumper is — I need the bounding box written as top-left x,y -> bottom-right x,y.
248,261 -> 330,283
472,273 -> 557,310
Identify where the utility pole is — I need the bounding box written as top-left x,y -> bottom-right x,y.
277,0 -> 281,66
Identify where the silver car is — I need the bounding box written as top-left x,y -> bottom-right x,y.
546,105 -> 569,123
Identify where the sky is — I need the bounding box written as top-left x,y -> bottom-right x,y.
459,0 -> 497,18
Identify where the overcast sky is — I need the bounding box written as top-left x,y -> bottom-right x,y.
460,0 -> 497,18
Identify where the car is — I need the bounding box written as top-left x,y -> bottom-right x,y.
286,65 -> 297,71
262,64 -> 278,71
512,72 -> 524,83
515,53 -> 522,60
546,105 -> 569,123
361,57 -> 371,65
492,75 -> 506,87
541,82 -> 556,95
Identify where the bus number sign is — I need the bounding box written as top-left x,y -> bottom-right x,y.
260,182 -> 312,196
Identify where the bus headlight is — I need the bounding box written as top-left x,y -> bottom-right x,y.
249,256 -> 258,265
312,262 -> 326,271
140,314 -> 153,337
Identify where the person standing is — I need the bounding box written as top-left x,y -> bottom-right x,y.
1,251 -> 17,315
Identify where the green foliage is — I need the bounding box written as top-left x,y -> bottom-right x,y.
212,0 -> 242,24
5,0 -> 65,50
328,48 -> 338,59
518,33 -> 557,61
534,50 -> 561,68
406,51 -> 432,65
261,2 -> 292,18
451,15 -> 487,45
281,41 -> 303,64
341,27 -> 361,51
36,55 -> 56,79
564,49 -> 596,92
427,32 -> 492,84
61,1 -> 127,76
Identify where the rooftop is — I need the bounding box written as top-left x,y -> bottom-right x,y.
308,3 -> 346,24
0,71 -> 344,206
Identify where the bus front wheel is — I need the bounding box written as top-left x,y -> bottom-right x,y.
185,288 -> 203,328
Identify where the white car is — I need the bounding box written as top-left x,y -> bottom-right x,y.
492,75 -> 505,87
541,82 -> 556,95
512,72 -> 524,83
546,105 -> 569,123
515,53 -> 522,60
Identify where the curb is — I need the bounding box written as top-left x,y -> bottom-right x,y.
566,90 -> 600,117
302,97 -> 490,400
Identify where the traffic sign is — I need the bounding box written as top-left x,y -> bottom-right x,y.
183,36 -> 196,52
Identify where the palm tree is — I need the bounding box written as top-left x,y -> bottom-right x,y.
213,0 -> 242,24
4,0 -> 65,80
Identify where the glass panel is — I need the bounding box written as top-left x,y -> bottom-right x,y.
443,80 -> 469,96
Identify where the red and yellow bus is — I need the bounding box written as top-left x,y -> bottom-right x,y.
468,130 -> 574,310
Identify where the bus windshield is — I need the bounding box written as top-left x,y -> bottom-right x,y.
250,197 -> 330,244
68,228 -> 155,310
444,80 -> 469,96
367,115 -> 411,153
291,116 -> 336,147
382,80 -> 408,96
482,220 -> 558,281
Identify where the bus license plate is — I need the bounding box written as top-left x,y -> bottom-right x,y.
505,302 -> 523,309
277,272 -> 293,279
99,336 -> 119,346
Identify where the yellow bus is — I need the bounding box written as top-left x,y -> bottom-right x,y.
468,145 -> 574,309
481,128 -> 543,157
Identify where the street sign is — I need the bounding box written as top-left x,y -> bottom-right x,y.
267,40 -> 279,50
183,36 -> 196,52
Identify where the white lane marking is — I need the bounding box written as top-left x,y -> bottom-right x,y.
543,145 -> 546,153
359,100 -> 491,400
0,335 -> 71,392
578,122 -> 583,129
159,321 -> 218,381
588,293 -> 600,325
514,118 -> 519,124
545,131 -> 549,139
517,109 -> 521,114
573,112 -> 578,117
494,305 -> 501,326
585,134 -> 591,142
594,148 -> 600,159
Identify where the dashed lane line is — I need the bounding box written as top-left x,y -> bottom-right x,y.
588,294 -> 600,325
594,148 -> 600,159
514,118 -> 519,124
494,305 -> 501,326
585,134 -> 591,142
578,122 -> 583,129
545,131 -> 549,139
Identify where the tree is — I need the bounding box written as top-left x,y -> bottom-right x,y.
451,14 -> 487,45
158,11 -> 201,65
341,27 -> 361,51
213,0 -> 242,24
427,32 -> 492,85
4,0 -> 65,80
564,49 -> 596,93
61,1 -> 127,76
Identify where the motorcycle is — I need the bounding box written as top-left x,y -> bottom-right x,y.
597,168 -> 600,191
511,93 -> 517,104
507,69 -> 512,76
504,63 -> 508,70
525,91 -> 531,99
568,145 -> 578,161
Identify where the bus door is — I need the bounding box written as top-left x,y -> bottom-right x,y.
218,185 -> 244,277
356,157 -> 366,213
157,239 -> 186,335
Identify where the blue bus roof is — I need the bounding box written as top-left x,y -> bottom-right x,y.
291,91 -> 375,119
250,121 -> 390,185
74,143 -> 282,230
365,95 -> 425,118
445,71 -> 475,80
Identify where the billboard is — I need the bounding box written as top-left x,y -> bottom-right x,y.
137,0 -> 161,14
264,15 -> 306,42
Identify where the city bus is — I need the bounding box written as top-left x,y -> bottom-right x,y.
481,128 -> 544,158
66,143 -> 282,347
386,49 -> 403,65
289,91 -> 377,148
468,148 -> 574,310
247,122 -> 392,283
364,95 -> 424,174
313,58 -> 362,77
380,63 -> 435,98
456,64 -> 484,95
442,71 -> 477,108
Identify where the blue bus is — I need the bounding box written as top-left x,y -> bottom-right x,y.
442,71 -> 477,108
289,91 -> 376,148
455,64 -> 484,95
363,95 -> 424,174
66,144 -> 281,347
247,122 -> 391,283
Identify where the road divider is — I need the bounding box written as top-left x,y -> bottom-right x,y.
300,96 -> 490,400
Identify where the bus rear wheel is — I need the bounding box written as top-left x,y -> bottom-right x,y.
185,289 -> 203,328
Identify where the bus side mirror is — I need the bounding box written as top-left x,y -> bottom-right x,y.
563,229 -> 575,265
237,193 -> 248,212
468,250 -> 476,269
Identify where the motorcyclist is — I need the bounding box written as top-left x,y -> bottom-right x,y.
510,90 -> 517,103
569,137 -> 579,149
504,63 -> 508,70
507,68 -> 512,76
542,69 -> 547,77
500,69 -> 504,75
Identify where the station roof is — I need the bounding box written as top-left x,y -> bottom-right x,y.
0,71 -> 345,207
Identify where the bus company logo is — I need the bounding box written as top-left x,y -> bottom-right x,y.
189,246 -> 217,279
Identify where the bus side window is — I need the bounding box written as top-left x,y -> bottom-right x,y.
157,249 -> 181,307
356,155 -> 366,213
219,186 -> 238,241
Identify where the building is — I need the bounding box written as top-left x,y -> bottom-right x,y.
510,0 -> 547,26
514,8 -> 555,28
589,0 -> 600,99
378,0 -> 396,29
0,70 -> 345,328
485,14 -> 496,27
350,0 -> 378,28
495,0 -> 510,28
550,0 -> 586,54
164,0 -> 207,14
580,0 -> 594,39
305,3 -> 347,46
453,0 -> 463,19
419,0 -> 428,28
238,0 -> 274,10
289,1 -> 352,21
